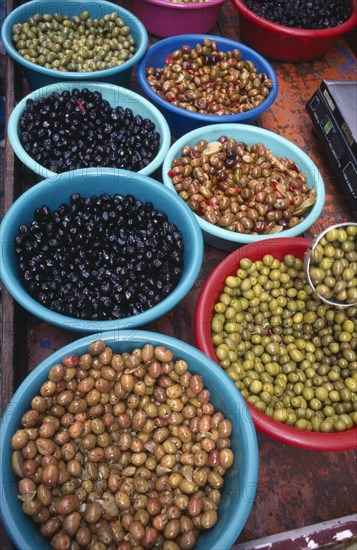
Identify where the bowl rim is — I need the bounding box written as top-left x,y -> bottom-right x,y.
137,34 -> 278,124
1,0 -> 148,78
194,237 -> 357,451
0,168 -> 204,332
0,329 -> 259,550
162,122 -> 325,243
304,222 -> 357,308
133,0 -> 225,8
230,0 -> 357,37
7,81 -> 171,178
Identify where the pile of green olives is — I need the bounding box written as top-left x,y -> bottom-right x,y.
12,11 -> 135,72
308,224 -> 357,305
211,253 -> 357,433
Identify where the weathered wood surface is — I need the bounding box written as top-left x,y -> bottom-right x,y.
1,1 -> 357,549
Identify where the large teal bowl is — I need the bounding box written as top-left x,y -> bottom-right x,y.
8,82 -> 171,179
0,330 -> 259,550
1,0 -> 148,90
162,123 -> 325,250
0,169 -> 203,332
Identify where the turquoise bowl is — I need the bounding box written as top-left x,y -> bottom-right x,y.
162,123 -> 325,250
7,82 -> 171,179
1,0 -> 148,90
0,330 -> 259,550
0,168 -> 203,332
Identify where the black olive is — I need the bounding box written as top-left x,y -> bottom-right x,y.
244,0 -> 351,29
19,90 -> 161,173
15,194 -> 184,320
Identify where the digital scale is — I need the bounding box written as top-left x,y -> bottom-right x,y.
306,80 -> 357,220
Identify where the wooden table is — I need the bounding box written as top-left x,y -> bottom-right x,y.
1,1 -> 357,549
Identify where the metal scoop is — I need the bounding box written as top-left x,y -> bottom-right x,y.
304,222 -> 357,308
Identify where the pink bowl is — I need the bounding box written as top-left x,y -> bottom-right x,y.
231,0 -> 357,62
129,0 -> 225,37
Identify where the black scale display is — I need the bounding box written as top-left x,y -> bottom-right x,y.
306,80 -> 357,220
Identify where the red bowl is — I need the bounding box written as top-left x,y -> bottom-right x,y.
194,238 -> 357,451
230,0 -> 357,62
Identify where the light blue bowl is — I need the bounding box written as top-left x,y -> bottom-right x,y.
7,82 -> 171,179
0,330 -> 259,550
137,34 -> 278,137
0,168 -> 203,332
162,123 -> 325,250
1,0 -> 148,90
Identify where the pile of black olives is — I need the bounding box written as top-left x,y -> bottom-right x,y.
15,193 -> 184,320
20,89 -> 160,173
244,0 -> 352,29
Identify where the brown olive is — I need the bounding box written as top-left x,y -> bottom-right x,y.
22,499 -> 42,516
141,526 -> 158,548
201,510 -> 218,529
51,530 -> 71,550
163,519 -> 180,539
18,477 -> 36,495
40,517 -> 62,538
11,342 -> 235,550
219,449 -> 234,469
39,422 -> 57,439
11,430 -> 30,450
32,507 -> 50,524
188,496 -> 203,517
88,340 -> 106,356
189,374 -> 204,395
96,520 -> 114,545
37,484 -> 52,506
217,419 -> 232,438
178,530 -> 197,550
42,464 -> 59,488
76,527 -> 92,547
57,495 -> 80,515
62,354 -> 79,368
21,410 -> 40,428
129,521 -> 145,541
22,458 -> 37,477
114,491 -> 131,510
84,502 -> 102,523
63,512 -> 81,536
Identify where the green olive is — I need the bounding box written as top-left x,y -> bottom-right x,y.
309,225 -> 356,304
212,251 -> 357,434
12,11 -> 136,72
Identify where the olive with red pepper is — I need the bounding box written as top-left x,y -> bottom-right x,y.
168,136 -> 316,235
146,38 -> 273,115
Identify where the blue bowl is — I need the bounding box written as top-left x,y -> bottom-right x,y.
0,168 -> 203,332
162,123 -> 325,250
1,0 -> 148,90
0,330 -> 259,550
137,34 -> 278,137
7,82 -> 171,179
